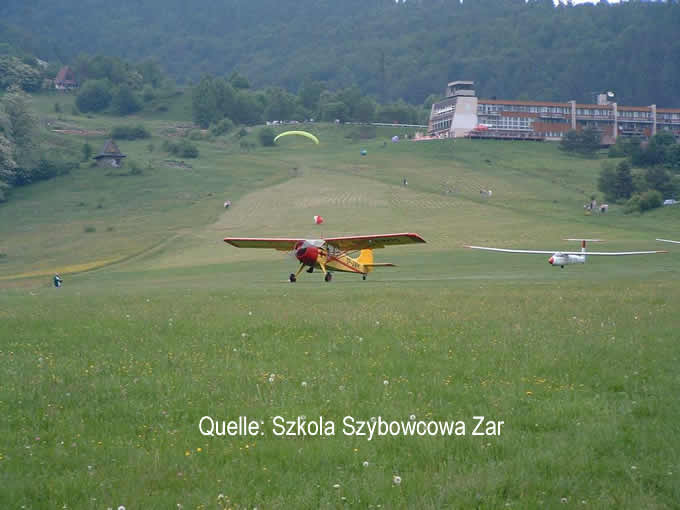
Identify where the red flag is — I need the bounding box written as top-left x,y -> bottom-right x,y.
314,215 -> 324,225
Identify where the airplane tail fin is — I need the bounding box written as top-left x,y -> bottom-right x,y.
358,249 -> 396,272
358,249 -> 374,266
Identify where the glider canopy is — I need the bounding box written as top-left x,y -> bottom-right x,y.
274,131 -> 319,145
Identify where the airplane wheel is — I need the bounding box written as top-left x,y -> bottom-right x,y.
362,274 -> 367,281
324,272 -> 332,282
289,273 -> 297,282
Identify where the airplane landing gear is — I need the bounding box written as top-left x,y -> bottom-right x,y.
362,274 -> 367,280
324,272 -> 333,282
289,273 -> 297,282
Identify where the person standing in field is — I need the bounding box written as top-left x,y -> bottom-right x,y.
53,274 -> 63,288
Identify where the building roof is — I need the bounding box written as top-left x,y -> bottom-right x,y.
94,139 -> 126,159
55,66 -> 77,84
478,98 -> 680,113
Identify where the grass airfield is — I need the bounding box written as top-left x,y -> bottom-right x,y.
1,116 -> 680,508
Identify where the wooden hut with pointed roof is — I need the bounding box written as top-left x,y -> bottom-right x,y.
94,139 -> 127,168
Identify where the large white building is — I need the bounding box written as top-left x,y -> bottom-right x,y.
428,81 -> 680,143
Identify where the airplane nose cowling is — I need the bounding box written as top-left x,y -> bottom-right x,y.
548,256 -> 554,265
296,246 -> 319,266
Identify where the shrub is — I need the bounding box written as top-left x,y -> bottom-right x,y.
624,190 -> 663,214
210,118 -> 234,136
164,139 -> 199,158
84,225 -> 96,233
639,189 -> 663,212
259,127 -> 276,147
111,124 -> 151,140
187,130 -> 206,141
129,162 -> 143,175
623,195 -> 641,214
76,79 -> 113,113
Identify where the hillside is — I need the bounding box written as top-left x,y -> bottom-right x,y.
1,100 -> 678,284
2,0 -> 680,106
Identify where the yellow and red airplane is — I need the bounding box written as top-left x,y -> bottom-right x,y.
224,233 -> 426,282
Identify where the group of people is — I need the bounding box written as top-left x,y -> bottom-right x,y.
584,199 -> 608,214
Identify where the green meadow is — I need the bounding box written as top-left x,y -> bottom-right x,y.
1,100 -> 679,508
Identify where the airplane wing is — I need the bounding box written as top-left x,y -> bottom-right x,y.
324,233 -> 426,251
224,238 -> 302,251
657,238 -> 680,244
465,246 -> 666,255
465,245 -> 555,255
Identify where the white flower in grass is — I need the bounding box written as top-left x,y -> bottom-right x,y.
333,483 -> 341,489
363,461 -> 369,467
560,497 -> 568,504
301,381 -> 307,387
392,475 -> 402,485
409,414 -> 416,421
118,506 -> 126,510
383,380 -> 389,386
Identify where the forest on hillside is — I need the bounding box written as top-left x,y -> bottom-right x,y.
1,0 -> 680,107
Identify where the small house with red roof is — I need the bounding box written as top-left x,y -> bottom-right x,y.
55,66 -> 78,90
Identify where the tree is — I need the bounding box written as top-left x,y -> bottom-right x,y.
82,143 -> 93,162
613,160 -> 634,201
259,127 -> 276,147
0,56 -> 42,92
597,162 -> 617,202
229,72 -> 250,89
560,127 -> 600,157
76,79 -> 113,113
264,87 -> 297,121
298,80 -> 326,112
1,89 -> 37,166
112,84 -> 142,115
645,166 -> 674,198
599,160 -> 634,202
192,76 -> 220,128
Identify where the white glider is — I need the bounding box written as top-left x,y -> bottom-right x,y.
465,239 -> 667,268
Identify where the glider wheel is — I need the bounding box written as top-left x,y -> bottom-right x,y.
362,274 -> 367,281
324,272 -> 332,282
289,273 -> 297,282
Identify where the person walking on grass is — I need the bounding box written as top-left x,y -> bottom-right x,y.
53,274 -> 63,288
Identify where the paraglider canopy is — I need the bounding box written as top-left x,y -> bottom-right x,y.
274,131 -> 320,145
